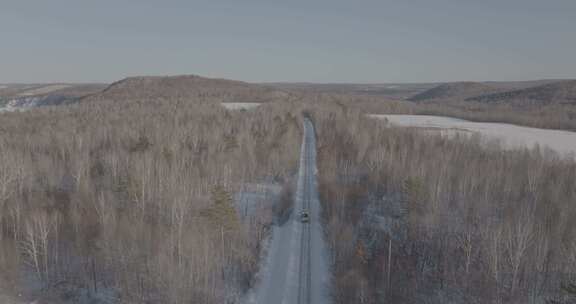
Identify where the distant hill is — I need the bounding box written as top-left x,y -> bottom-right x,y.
407,79 -> 560,102
0,83 -> 105,111
0,83 -> 105,99
408,82 -> 508,102
466,80 -> 576,106
1,75 -> 290,111
80,75 -> 289,104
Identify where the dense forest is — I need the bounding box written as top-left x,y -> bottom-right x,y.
2,88 -> 576,303
0,98 -> 303,303
311,105 -> 576,303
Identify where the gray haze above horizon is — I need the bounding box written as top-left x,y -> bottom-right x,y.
1,0 -> 575,84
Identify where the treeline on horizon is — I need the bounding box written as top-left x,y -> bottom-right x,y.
353,95 -> 576,131
413,101 -> 576,131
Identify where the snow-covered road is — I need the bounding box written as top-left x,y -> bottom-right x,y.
248,118 -> 330,304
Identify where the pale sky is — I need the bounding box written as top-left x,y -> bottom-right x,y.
1,0 -> 575,83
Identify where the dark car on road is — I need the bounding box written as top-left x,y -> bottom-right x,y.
300,210 -> 310,223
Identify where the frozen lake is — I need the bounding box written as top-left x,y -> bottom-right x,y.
370,114 -> 576,159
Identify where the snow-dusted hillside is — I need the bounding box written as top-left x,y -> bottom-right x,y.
0,83 -> 105,112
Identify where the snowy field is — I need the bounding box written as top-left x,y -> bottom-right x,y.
221,102 -> 261,110
371,114 -> 576,159
0,100 -> 34,113
0,107 -> 15,113
0,105 -> 20,113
